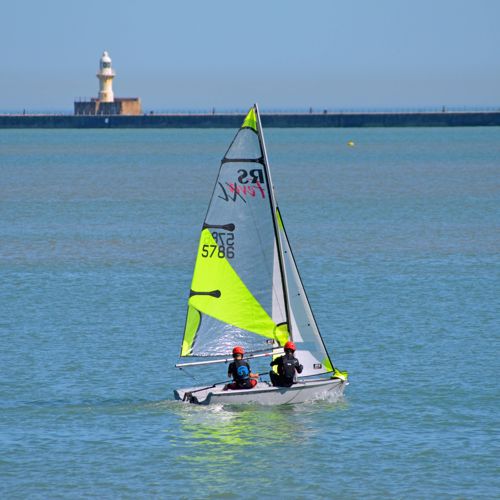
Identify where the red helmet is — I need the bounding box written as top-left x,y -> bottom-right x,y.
232,346 -> 244,355
284,341 -> 296,351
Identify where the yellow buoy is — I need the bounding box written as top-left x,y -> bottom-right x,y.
347,140 -> 355,147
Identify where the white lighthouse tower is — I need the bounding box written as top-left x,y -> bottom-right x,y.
74,51 -> 141,116
97,51 -> 115,103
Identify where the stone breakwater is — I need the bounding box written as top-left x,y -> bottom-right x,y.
1,111 -> 500,128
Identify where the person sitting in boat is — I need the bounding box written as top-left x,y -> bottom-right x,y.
269,341 -> 303,387
224,346 -> 259,390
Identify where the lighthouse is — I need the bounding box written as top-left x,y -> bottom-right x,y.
97,51 -> 115,103
74,51 -> 141,116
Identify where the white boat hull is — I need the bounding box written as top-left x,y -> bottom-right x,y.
174,378 -> 347,405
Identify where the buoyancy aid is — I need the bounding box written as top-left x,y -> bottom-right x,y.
281,354 -> 298,382
232,359 -> 252,388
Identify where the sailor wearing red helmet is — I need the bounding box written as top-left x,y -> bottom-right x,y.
223,346 -> 259,390
269,341 -> 303,387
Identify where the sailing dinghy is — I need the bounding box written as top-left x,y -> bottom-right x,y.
174,105 -> 347,405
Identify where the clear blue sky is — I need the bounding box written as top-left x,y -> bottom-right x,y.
2,0 -> 499,111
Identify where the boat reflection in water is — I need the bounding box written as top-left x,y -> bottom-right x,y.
168,400 -> 347,491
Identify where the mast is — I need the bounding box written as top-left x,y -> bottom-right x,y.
254,103 -> 293,342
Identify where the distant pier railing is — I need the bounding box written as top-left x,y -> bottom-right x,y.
2,105 -> 500,116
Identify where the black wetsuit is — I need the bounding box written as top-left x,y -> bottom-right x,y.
269,353 -> 303,387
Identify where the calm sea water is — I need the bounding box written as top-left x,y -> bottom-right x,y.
1,127 -> 498,498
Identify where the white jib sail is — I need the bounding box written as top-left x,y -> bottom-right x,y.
275,208 -> 334,377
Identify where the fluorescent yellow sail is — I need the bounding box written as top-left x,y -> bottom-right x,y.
274,323 -> 290,347
332,368 -> 349,381
242,107 -> 257,132
188,230 -> 276,339
181,305 -> 201,356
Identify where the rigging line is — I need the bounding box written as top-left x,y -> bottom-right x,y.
184,380 -> 232,397
178,367 -> 200,382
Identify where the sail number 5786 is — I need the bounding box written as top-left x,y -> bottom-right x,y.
201,231 -> 234,259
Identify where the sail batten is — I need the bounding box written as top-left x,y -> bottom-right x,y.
221,158 -> 264,164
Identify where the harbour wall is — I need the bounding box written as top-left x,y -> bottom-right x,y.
1,111 -> 500,128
